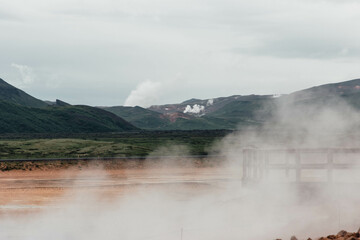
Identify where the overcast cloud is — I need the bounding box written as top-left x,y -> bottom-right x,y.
0,0 -> 359,106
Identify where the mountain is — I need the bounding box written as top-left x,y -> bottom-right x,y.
105,95 -> 275,130
157,95 -> 275,130
283,78 -> 360,110
205,96 -> 275,124
0,100 -> 138,133
105,78 -> 360,130
101,106 -> 169,130
3,76 -> 360,132
0,78 -> 138,133
45,99 -> 71,107
0,78 -> 48,108
101,106 -> 223,130
149,95 -> 244,115
149,95 -> 275,117
290,78 -> 360,99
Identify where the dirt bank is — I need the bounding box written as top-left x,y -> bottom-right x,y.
0,157 -> 224,171
277,229 -> 360,240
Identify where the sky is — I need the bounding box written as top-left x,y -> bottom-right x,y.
0,0 -> 360,107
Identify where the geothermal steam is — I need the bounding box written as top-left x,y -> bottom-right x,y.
124,80 -> 162,108
2,94 -> 360,240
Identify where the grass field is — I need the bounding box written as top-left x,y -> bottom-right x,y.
0,130 -> 230,160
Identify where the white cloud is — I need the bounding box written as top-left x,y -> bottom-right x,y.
11,63 -> 36,86
184,104 -> 205,115
1,0 -> 360,105
124,80 -> 162,108
206,99 -> 214,106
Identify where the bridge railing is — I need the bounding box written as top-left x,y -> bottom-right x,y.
242,148 -> 360,184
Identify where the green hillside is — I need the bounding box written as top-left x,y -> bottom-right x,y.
0,78 -> 48,108
103,78 -> 360,131
283,78 -> 360,110
0,100 -> 138,133
103,106 -> 240,130
3,76 -> 360,132
207,96 -> 274,122
164,117 -> 237,130
104,95 -> 276,130
291,78 -> 360,98
102,106 -> 169,129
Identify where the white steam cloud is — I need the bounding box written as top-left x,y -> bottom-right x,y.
11,63 -> 35,86
3,91 -> 360,240
206,99 -> 214,106
184,104 -> 205,115
124,80 -> 162,108
2,159 -> 360,240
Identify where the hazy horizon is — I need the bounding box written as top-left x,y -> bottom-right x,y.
4,76 -> 360,108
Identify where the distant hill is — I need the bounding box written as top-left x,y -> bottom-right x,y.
45,99 -> 71,107
102,106 -> 225,130
159,95 -> 275,130
290,78 -> 360,99
105,95 -> 275,130
149,95 -> 244,115
3,76 -> 360,132
0,100 -> 138,133
102,106 -> 169,130
206,96 -> 275,124
0,78 -> 48,108
284,78 -> 360,110
0,78 -> 138,133
105,78 -> 360,130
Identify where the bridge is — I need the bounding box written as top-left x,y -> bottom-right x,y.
242,148 -> 360,184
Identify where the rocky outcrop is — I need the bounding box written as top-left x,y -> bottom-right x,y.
276,228 -> 360,240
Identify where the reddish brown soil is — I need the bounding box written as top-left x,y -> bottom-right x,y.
0,163 -> 237,217
277,229 -> 360,240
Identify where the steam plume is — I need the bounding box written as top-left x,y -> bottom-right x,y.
124,80 -> 161,108
183,104 -> 205,115
3,90 -> 360,240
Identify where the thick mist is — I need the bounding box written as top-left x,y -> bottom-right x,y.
2,95 -> 360,240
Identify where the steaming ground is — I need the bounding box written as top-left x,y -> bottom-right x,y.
3,95 -> 360,239
1,163 -> 360,240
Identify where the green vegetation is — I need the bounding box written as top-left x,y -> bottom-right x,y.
0,78 -> 138,133
163,116 -> 236,130
0,130 -> 230,159
103,78 -> 360,131
3,75 -> 360,134
103,106 -> 169,129
103,96 -> 274,130
0,78 -> 48,108
0,101 -> 138,133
